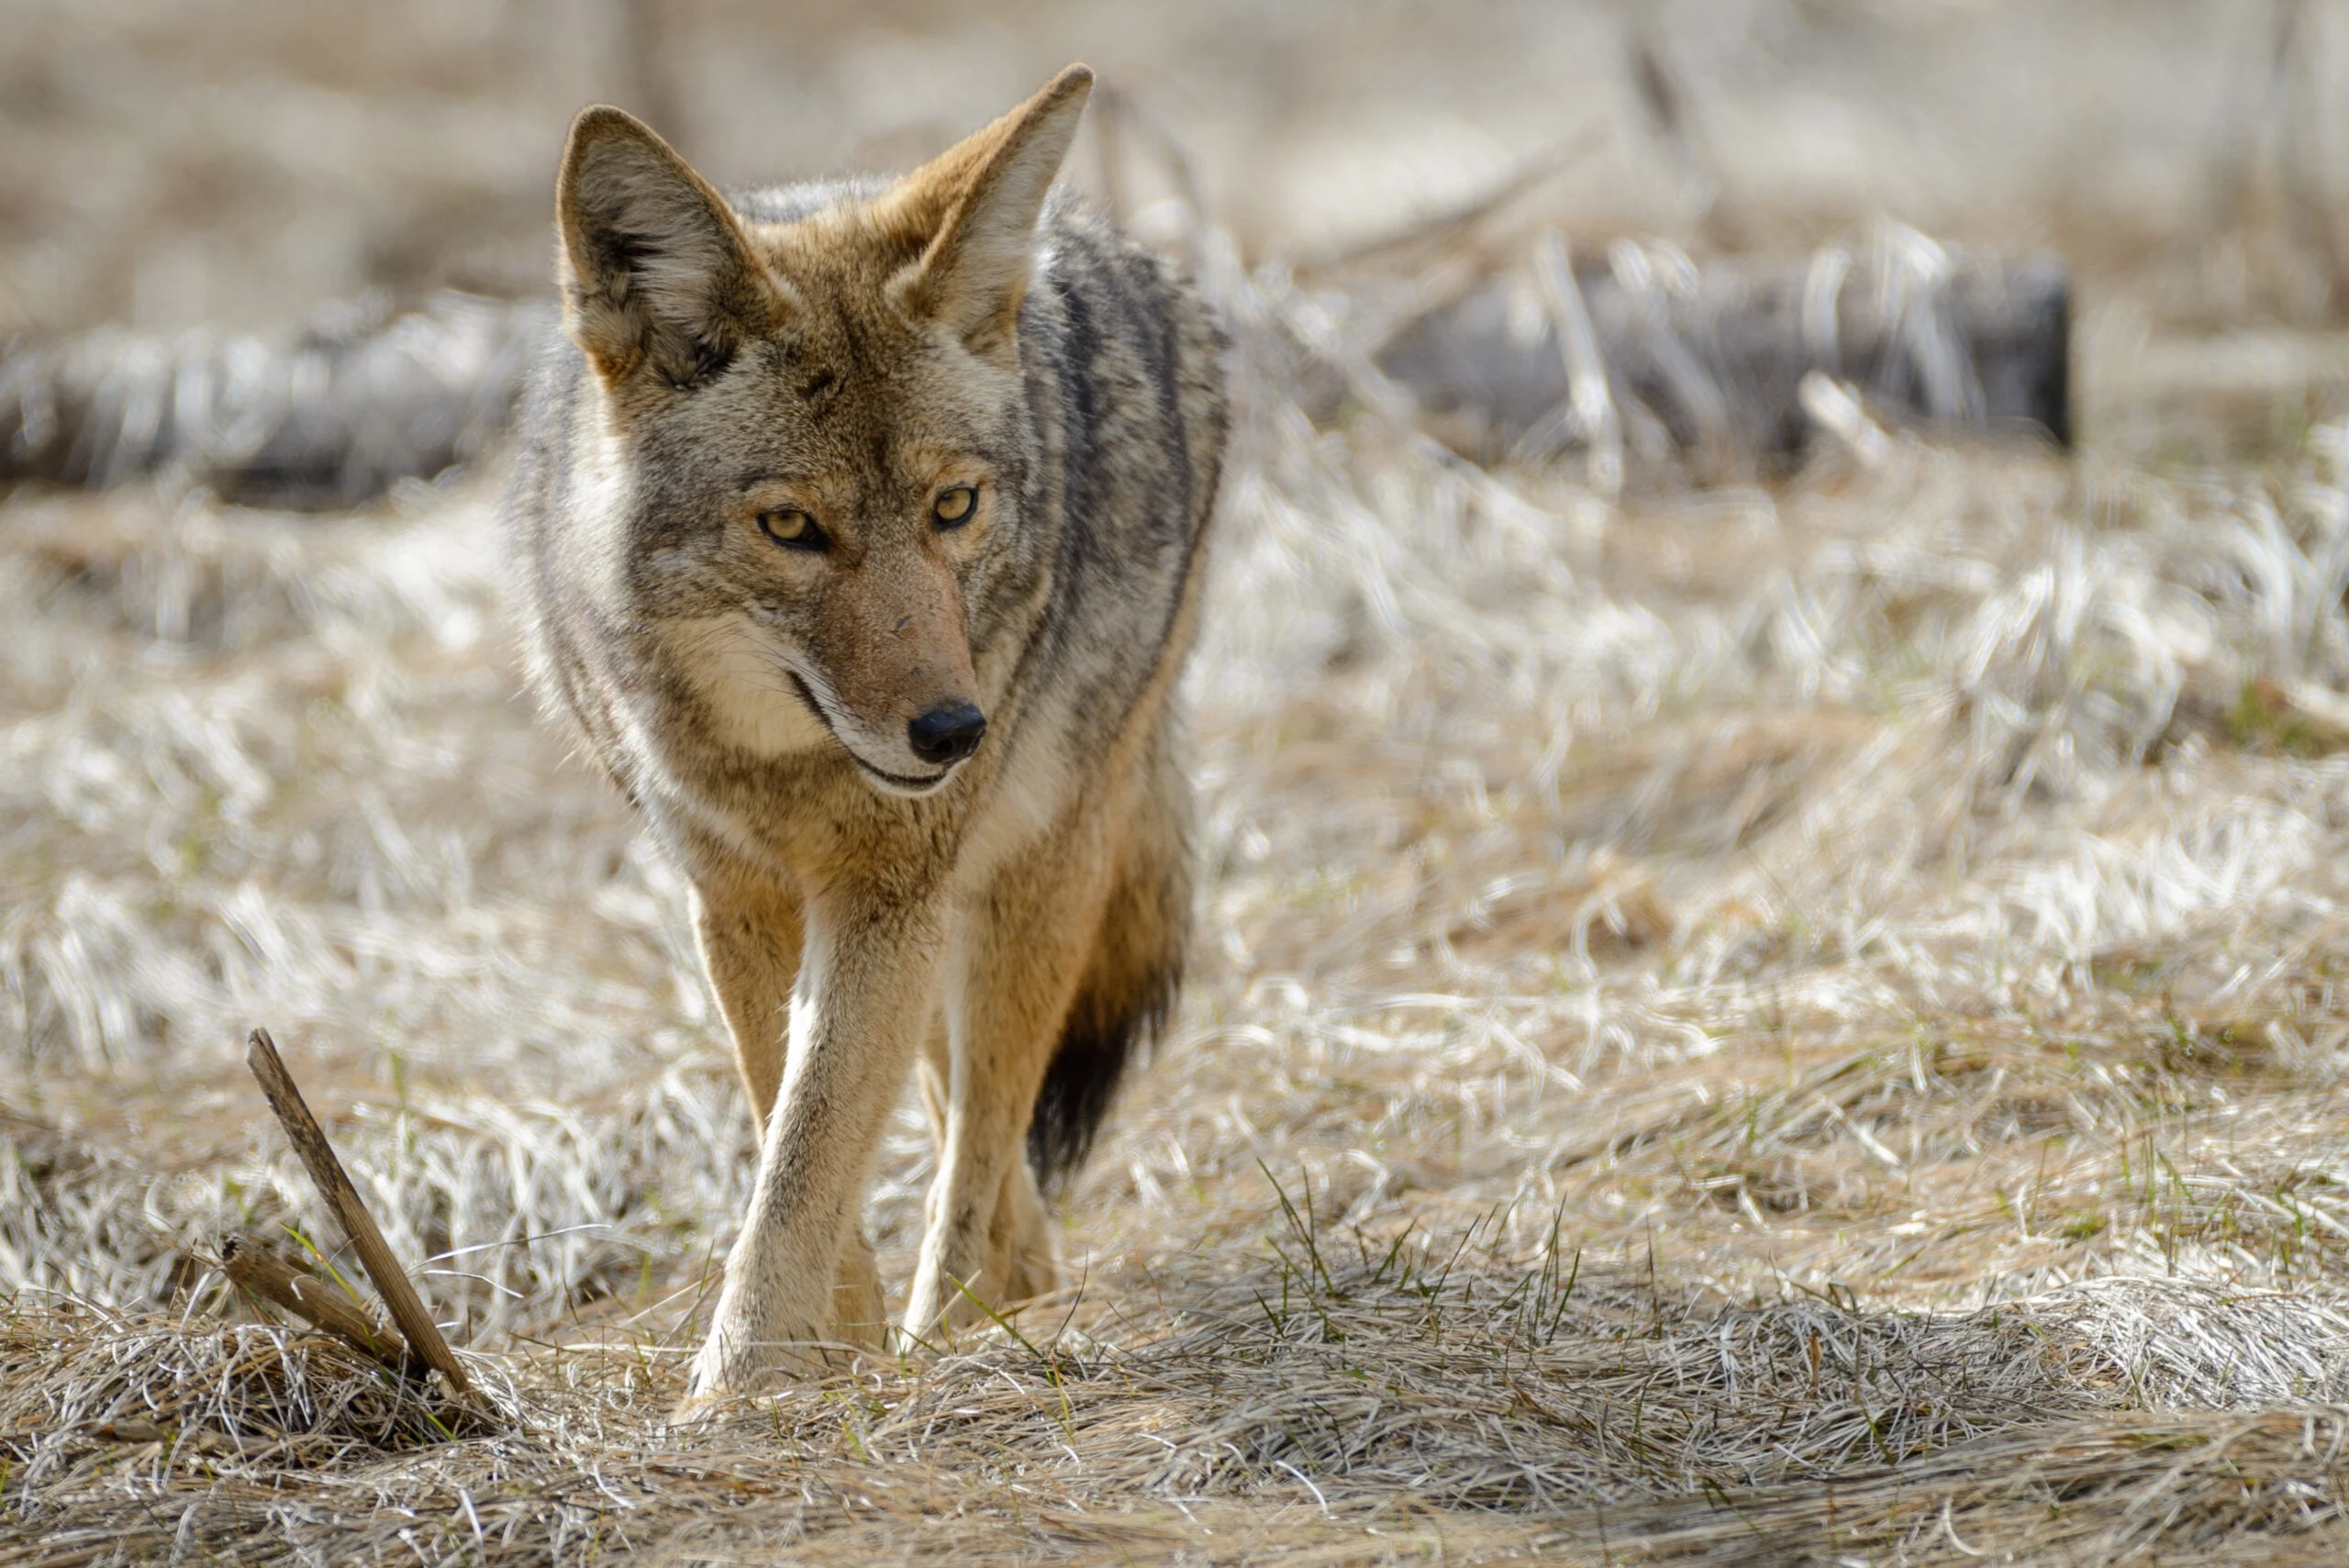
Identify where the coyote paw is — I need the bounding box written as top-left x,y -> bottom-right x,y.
676,1315 -> 812,1410
674,1310 -> 887,1418
675,1235 -> 888,1414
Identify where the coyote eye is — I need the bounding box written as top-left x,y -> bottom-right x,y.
758,508 -> 825,550
932,485 -> 979,528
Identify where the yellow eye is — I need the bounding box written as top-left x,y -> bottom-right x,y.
759,508 -> 824,550
933,485 -> 978,528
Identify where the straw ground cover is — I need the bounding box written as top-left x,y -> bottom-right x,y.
35,6 -> 2349,1530
7,229 -> 2349,1564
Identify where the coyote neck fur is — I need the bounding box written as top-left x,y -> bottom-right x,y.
503,66 -> 1229,1400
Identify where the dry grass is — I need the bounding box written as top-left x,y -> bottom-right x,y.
10,265 -> 2349,1559
15,4 -> 2349,1562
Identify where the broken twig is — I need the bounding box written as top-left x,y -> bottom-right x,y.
218,1234 -> 414,1375
244,1027 -> 473,1396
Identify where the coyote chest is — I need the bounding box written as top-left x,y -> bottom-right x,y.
504,65 -> 1228,1400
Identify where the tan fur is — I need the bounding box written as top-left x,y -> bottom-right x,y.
507,64 -> 1229,1403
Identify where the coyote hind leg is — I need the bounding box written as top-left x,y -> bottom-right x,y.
916,1002 -> 1054,1324
906,745 -> 1188,1339
902,821 -> 1109,1340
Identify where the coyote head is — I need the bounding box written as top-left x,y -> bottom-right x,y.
553,68 -> 1093,796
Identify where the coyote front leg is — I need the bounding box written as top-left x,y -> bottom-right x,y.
904,828 -> 1108,1339
685,887 -> 942,1401
693,875 -> 885,1352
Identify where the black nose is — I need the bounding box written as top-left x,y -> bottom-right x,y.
907,702 -> 986,766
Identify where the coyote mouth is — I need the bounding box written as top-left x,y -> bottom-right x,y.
785,673 -> 952,795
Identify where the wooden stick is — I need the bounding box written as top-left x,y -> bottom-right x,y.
244,1027 -> 473,1395
217,1234 -> 413,1374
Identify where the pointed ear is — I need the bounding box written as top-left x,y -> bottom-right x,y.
881,65 -> 1094,355
556,106 -> 786,390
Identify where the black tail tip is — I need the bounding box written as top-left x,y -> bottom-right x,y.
1025,971 -> 1178,1189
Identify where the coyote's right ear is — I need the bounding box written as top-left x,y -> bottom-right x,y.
556,107 -> 787,390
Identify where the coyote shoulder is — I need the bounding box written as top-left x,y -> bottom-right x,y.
504,65 -> 1228,1398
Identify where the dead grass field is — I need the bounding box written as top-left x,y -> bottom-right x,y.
14,2 -> 2349,1563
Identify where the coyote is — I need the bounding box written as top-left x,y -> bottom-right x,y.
505,65 -> 1228,1398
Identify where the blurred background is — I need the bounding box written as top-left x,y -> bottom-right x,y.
6,0 -> 2348,347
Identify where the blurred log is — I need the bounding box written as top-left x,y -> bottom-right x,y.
1375,230 -> 2070,474
0,293 -> 550,509
0,226 -> 2068,506
245,1027 -> 474,1396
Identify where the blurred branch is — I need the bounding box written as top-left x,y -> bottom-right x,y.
1627,19 -> 1736,248
1517,231 -> 1622,494
2211,0 -> 2346,319
1293,126 -> 1606,279
1089,77 -> 1207,236
2274,0 -> 2349,314
615,0 -> 682,138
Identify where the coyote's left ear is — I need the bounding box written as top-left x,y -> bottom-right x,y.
881,65 -> 1094,357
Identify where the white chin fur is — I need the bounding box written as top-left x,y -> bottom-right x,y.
670,617 -> 832,758
673,617 -> 961,795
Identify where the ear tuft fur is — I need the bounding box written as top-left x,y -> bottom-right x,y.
556,107 -> 784,390
881,65 -> 1095,356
